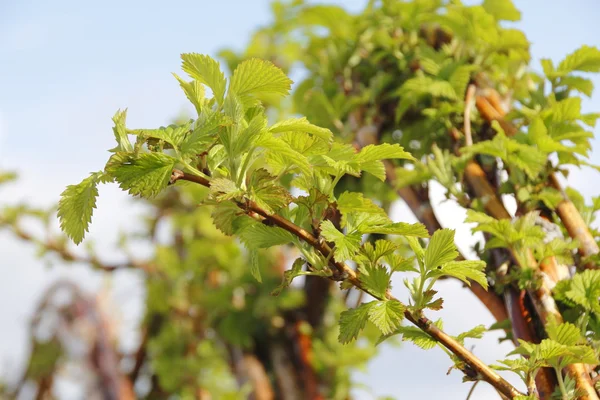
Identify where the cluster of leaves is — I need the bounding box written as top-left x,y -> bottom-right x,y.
59,52 -> 491,355
218,0 -> 600,398
11,0 -> 600,398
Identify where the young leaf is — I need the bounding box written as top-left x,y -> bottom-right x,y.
210,178 -> 243,201
359,264 -> 391,299
320,220 -> 362,262
173,73 -> 206,115
338,302 -> 374,344
58,172 -> 103,245
428,260 -> 488,289
424,229 -> 459,270
238,221 -> 295,249
269,117 -> 333,143
248,169 -> 293,214
393,319 -> 444,350
106,152 -> 177,198
557,45 -> 600,74
181,53 -> 227,104
249,249 -> 262,283
229,58 -> 292,101
360,222 -> 429,237
111,110 -> 133,152
271,258 -> 304,296
356,143 -> 415,181
368,300 -> 406,335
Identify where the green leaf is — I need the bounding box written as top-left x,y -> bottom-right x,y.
368,300 -> 405,335
249,249 -> 262,283
482,0 -> 521,21
428,260 -> 488,289
130,123 -> 190,150
106,152 -> 177,198
111,110 -> 133,152
359,264 -> 391,299
210,178 -> 243,201
455,325 -> 487,343
320,220 -> 362,262
356,143 -> 415,181
557,45 -> 600,74
338,302 -> 374,344
546,321 -> 582,346
424,229 -> 458,270
394,319 -> 443,350
173,73 -> 206,115
272,258 -> 304,296
248,169 -> 292,214
179,111 -> 224,156
181,53 -> 227,104
211,202 -> 244,236
238,221 -> 295,249
564,270 -> 600,316
269,117 -> 333,143
361,222 -> 429,237
229,58 -> 292,102
58,172 -> 103,245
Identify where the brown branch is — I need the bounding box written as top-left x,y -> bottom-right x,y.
549,174 -> 600,262
172,169 -> 524,399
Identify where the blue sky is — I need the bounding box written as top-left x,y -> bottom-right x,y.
1,1 -> 599,399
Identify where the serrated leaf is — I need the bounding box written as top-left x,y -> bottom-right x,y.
58,172 -> 103,244
455,325 -> 487,343
359,264 -> 391,299
557,45 -> 600,74
229,58 -> 292,102
269,117 -> 333,143
361,222 -> 429,237
173,73 -> 205,115
111,110 -> 133,152
546,322 -> 582,346
356,144 -> 415,181
256,135 -> 312,175
181,53 -> 227,104
320,220 -> 362,262
211,202 -> 244,236
248,169 -> 292,214
106,152 -> 176,198
394,319 -> 443,350
238,221 -> 295,249
428,260 -> 488,289
565,270 -> 600,316
338,302 -> 374,344
368,300 -> 405,335
424,229 -> 458,270
210,178 -> 242,201
130,123 -> 190,150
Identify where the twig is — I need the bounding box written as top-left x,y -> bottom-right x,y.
171,169 -> 524,399
465,381 -> 479,400
464,85 -> 476,147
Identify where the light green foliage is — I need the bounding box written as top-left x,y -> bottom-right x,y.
46,0 -> 600,397
57,172 -> 103,244
106,152 -> 177,198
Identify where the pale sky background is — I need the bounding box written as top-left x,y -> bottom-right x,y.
1,1 -> 599,399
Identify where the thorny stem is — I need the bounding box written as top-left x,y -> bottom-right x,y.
171,169 -> 525,399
